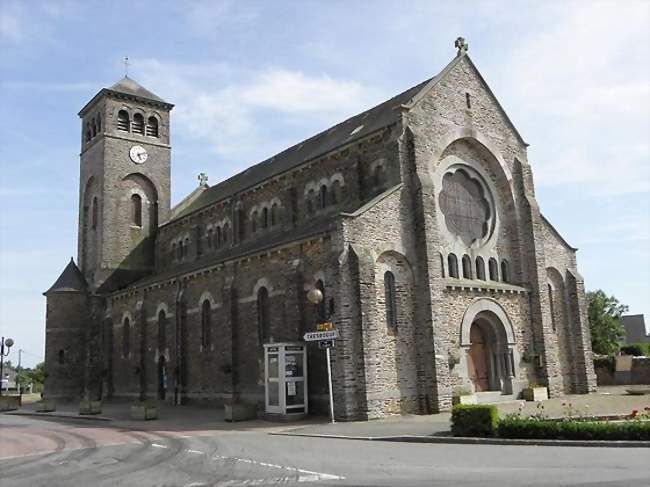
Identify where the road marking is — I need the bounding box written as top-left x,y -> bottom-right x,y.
151,443 -> 168,449
210,453 -> 344,481
185,449 -> 204,455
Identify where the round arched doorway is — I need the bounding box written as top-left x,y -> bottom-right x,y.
460,299 -> 517,394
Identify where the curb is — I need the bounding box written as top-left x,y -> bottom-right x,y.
4,411 -> 113,422
270,432 -> 649,448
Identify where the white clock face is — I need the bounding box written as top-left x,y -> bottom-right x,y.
129,145 -> 148,164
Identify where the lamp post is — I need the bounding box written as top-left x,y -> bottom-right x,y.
0,337 -> 14,397
306,288 -> 335,423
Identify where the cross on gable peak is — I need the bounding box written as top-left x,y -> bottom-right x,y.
455,36 -> 468,55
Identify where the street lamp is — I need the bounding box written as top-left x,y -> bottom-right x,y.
0,337 -> 14,397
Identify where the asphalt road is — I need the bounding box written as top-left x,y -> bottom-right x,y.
1,414 -> 648,487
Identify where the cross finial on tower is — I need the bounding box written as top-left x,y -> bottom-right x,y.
123,56 -> 130,77
454,36 -> 468,55
198,172 -> 208,186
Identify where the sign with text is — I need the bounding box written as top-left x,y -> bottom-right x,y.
303,329 -> 339,342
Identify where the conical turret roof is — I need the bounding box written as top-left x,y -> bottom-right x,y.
44,258 -> 87,295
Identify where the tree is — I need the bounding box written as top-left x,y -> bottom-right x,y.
28,362 -> 45,386
587,290 -> 627,355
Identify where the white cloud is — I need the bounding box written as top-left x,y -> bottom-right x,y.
134,59 -> 378,162
0,3 -> 23,41
501,1 -> 650,195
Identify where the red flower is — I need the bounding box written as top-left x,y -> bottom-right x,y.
631,409 -> 638,417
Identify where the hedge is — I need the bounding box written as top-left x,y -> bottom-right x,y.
620,343 -> 650,357
498,416 -> 650,441
451,404 -> 498,437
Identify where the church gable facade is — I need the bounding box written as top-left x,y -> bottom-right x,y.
43,41 -> 596,420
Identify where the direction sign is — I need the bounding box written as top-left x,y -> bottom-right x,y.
303,329 -> 339,342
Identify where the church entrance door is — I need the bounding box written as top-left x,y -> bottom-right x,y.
467,322 -> 490,392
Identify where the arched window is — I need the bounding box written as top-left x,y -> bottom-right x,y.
131,194 -> 142,227
439,253 -> 446,278
251,211 -> 258,233
171,242 -> 177,261
184,237 -> 190,256
207,228 -> 213,249
319,185 -> 328,209
489,258 -> 499,281
146,116 -> 159,137
237,209 -> 245,241
223,223 -> 229,243
271,204 -> 278,226
85,122 -> 91,142
91,117 -> 97,137
257,287 -> 270,342
384,271 -> 397,330
158,310 -> 167,351
215,226 -> 222,248
374,165 -> 386,189
96,113 -> 101,133
331,180 -> 341,205
501,260 -> 510,283
201,299 -> 211,349
448,254 -> 459,278
262,207 -> 269,229
132,113 -> 144,134
177,241 -> 183,260
548,284 -> 556,332
315,279 -> 326,321
462,255 -> 472,279
58,349 -> 65,365
307,190 -> 315,214
123,317 -> 130,357
117,110 -> 130,131
92,197 -> 98,229
476,257 -> 486,280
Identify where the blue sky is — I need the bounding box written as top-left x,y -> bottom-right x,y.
1,0 -> 648,368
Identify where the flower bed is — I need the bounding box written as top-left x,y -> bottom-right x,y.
451,404 -> 650,441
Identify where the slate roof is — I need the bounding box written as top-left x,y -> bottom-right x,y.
107,76 -> 169,104
169,77 -> 433,221
44,258 -> 87,294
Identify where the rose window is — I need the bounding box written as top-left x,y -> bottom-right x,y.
439,169 -> 491,245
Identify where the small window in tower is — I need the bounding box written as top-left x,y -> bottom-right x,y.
466,92 -> 471,109
117,110 -> 130,132
271,204 -> 278,226
223,223 -> 229,243
215,226 -> 222,248
319,185 -> 328,209
131,194 -> 142,227
91,117 -> 97,137
384,271 -> 397,331
146,116 -> 159,137
132,114 -> 144,135
201,299 -> 211,349
58,349 -> 65,365
262,207 -> 269,229
123,317 -> 130,357
92,197 -> 98,229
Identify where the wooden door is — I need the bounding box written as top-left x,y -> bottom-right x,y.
467,323 -> 490,391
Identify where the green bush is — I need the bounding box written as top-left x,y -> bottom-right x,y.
620,343 -> 650,357
451,404 -> 498,437
498,416 -> 650,441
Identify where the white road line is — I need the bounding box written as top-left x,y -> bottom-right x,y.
151,443 -> 168,449
210,454 -> 345,481
185,449 -> 204,455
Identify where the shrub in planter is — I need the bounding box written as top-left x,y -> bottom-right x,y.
498,416 -> 650,441
451,404 -> 498,437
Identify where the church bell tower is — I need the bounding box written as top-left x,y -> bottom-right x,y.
77,77 -> 174,291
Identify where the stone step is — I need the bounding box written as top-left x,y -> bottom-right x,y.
476,391 -> 517,404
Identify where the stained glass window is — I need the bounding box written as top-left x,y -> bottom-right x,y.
439,169 -> 490,245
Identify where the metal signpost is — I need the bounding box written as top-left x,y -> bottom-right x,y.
303,327 -> 338,423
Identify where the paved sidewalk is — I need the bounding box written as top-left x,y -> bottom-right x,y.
3,385 -> 648,440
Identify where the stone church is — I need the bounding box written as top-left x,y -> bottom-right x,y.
43,39 -> 596,420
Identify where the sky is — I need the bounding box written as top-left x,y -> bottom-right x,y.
0,0 -> 648,368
